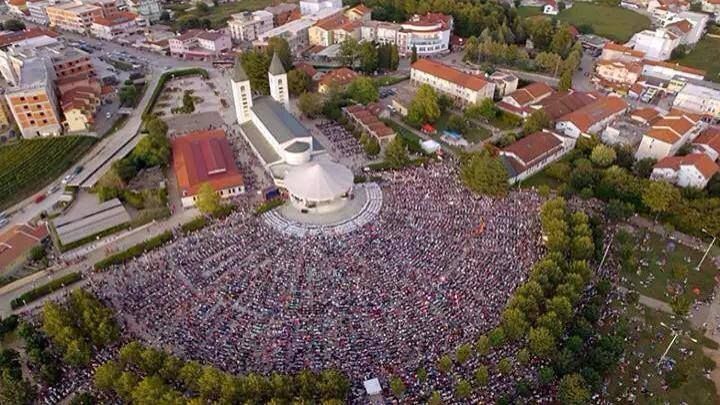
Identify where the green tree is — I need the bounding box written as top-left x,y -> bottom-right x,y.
670,294 -> 691,317
642,181 -> 680,217
474,365 -> 489,386
139,347 -> 166,375
523,109 -> 550,135
358,41 -> 379,74
297,92 -> 324,118
548,295 -> 573,321
633,157 -> 657,178
384,137 -> 409,168
195,182 -> 222,215
119,341 -> 144,368
267,37 -> 292,71
389,375 -> 406,399
529,327 -> 556,358
3,19 -> 26,31
590,144 -> 617,167
517,348 -> 530,365
389,44 -> 400,70
28,245 -> 46,262
339,38 -> 359,66
119,85 -> 138,107
94,360 -> 121,392
131,375 -> 170,404
288,69 -> 312,96
407,84 -> 441,125
557,373 -> 590,405
437,354 -> 453,373
476,335 -> 490,355
538,366 -> 555,385
360,133 -> 381,156
459,151 -> 509,197
498,357 -> 512,374
558,69 -> 573,91
534,51 -> 563,74
455,343 -> 472,365
489,327 -> 506,347
241,50 -> 271,94
550,26 -> 574,57
159,10 -> 170,22
346,77 -> 379,104
455,379 -> 471,399
501,307 -> 529,341
411,46 -> 418,63
115,371 -> 139,401
428,390 -> 442,405
416,367 -> 428,383
0,369 -> 36,405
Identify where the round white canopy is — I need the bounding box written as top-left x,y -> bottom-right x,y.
284,160 -> 353,201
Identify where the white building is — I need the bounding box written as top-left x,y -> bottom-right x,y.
283,160 -> 353,213
500,130 -> 576,184
628,28 -> 680,61
651,153 -> 719,188
228,10 -> 274,42
268,53 -> 289,110
410,59 -> 494,106
635,111 -> 705,160
168,29 -> 232,59
124,0 -> 162,25
693,126 -> 720,161
91,12 -> 139,41
489,71 -> 519,98
664,11 -> 709,45
555,96 -> 628,138
255,7 -> 342,54
673,79 -> 720,118
361,13 -> 453,57
27,0 -> 51,24
299,0 -> 341,15
641,59 -> 705,83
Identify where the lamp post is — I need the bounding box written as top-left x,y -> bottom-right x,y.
657,321 -> 697,367
696,228 -> 717,271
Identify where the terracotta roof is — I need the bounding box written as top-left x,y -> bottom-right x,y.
197,31 -> 225,41
411,59 -> 489,91
347,4 -> 371,15
293,62 -> 317,79
667,19 -> 692,34
603,42 -> 645,58
597,59 -> 643,74
654,153 -> 719,178
0,28 -> 58,47
645,111 -> 700,143
643,59 -> 706,77
0,223 -> 47,269
315,15 -> 344,30
538,91 -> 599,121
172,129 -> 244,196
319,67 -> 358,87
93,11 -> 137,26
502,130 -> 563,166
559,96 -> 628,132
693,126 -> 720,156
631,107 -> 661,124
503,82 -> 554,107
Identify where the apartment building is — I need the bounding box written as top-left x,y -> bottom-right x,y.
91,12 -> 140,40
47,1 -> 104,34
4,59 -> 62,138
651,153 -> 719,188
627,28 -> 680,61
673,79 -> 720,118
27,0 -> 51,24
308,15 -> 360,47
410,59 -> 494,106
635,110 -> 705,159
228,10 -> 274,42
500,130 -> 576,184
124,0 -> 162,25
555,96 -> 629,138
361,13 -> 453,57
168,30 -> 232,59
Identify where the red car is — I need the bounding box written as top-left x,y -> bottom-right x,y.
34,194 -> 46,203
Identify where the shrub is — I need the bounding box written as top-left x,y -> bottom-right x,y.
11,273 -> 82,309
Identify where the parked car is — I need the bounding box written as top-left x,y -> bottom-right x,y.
34,194 -> 46,203
73,165 -> 84,175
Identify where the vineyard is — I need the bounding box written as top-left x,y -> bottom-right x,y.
0,136 -> 95,210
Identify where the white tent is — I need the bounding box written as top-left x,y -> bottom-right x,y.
284,160 -> 353,202
363,378 -> 382,396
421,139 -> 441,154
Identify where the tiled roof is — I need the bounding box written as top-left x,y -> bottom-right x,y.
93,11 -> 137,26
0,223 -> 47,269
597,59 -> 643,74
693,126 -> 720,155
666,19 -> 692,34
172,129 -> 244,196
603,42 -> 645,58
654,153 -> 719,178
502,130 -> 563,166
630,107 -> 661,124
538,91 -> 599,121
0,28 -> 58,47
643,59 -> 706,77
559,96 -> 628,132
319,67 -> 358,87
645,111 -> 700,143
411,59 -> 489,91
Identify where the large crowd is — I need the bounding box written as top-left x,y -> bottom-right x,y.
92,162 -> 546,402
315,121 -> 364,159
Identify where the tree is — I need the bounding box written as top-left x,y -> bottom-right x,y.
119,85 -> 138,107
407,84 -> 441,125
267,37 -> 292,71
534,52 -> 563,74
411,46 -> 418,63
241,50 -> 271,94
196,182 -> 222,215
94,361 -> 121,392
590,144 -> 616,167
476,335 -> 490,355
523,109 -> 550,135
389,375 -> 406,399
339,38 -> 359,66
548,295 -> 573,321
517,348 -> 530,365
538,366 -> 555,385
497,357 -> 512,374
557,373 -> 590,405
474,365 -> 489,386
437,354 -> 453,373
455,379 -> 471,399
447,115 -> 467,134
416,367 -> 428,383
360,133 -> 380,156
558,69 -> 573,91
633,157 -> 657,178
389,45 -> 400,70
455,343 -> 472,365
134,119 -> 170,167
428,390 -> 442,405
159,10 -> 170,22
501,307 -> 529,341
489,327 -> 506,347
642,181 -> 680,217
670,294 -> 691,317
550,26 -> 574,58
459,151 -> 509,197
115,371 -> 139,401
195,1 -> 210,14
0,369 -> 36,405
358,41 -> 379,74
28,245 -> 46,262
384,137 -> 409,168
529,327 -> 556,358
297,92 -> 324,118
346,77 -> 379,104
3,19 -> 26,32
288,69 -> 311,96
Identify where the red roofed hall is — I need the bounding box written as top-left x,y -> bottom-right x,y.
0,223 -> 48,271
693,126 -> 720,162
499,130 -> 575,183
172,129 -> 245,208
556,96 -> 628,138
410,59 -> 495,105
651,153 -> 719,189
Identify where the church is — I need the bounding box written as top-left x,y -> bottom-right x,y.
233,53 -> 327,181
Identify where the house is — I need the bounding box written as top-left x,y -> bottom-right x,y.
91,12 -> 139,41
651,153 -> 719,188
635,110 -> 705,159
343,103 -> 396,146
630,107 -> 662,125
172,129 -> 245,208
500,130 -> 576,184
169,29 -> 231,59
701,0 -> 720,14
672,79 -> 720,118
299,0 -> 342,15
318,67 -> 358,93
308,15 -> 360,47
489,71 -> 519,99
293,61 -> 322,82
599,42 -> 645,63
254,7 -> 342,54
228,10 -> 274,42
664,11 -> 709,45
627,28 -> 680,61
0,223 -> 47,271
692,126 -> 720,161
497,82 -> 554,117
344,4 -> 371,22
360,13 -> 453,57
543,0 -> 560,15
593,59 -> 642,91
410,59 -> 494,106
555,96 -> 628,138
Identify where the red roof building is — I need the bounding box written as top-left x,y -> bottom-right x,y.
692,126 -> 720,161
500,130 -> 574,184
0,223 -> 47,271
651,153 -> 719,189
342,103 -> 396,145
410,59 -> 494,105
172,129 -> 245,208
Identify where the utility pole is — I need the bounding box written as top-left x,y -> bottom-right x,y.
697,228 -> 717,271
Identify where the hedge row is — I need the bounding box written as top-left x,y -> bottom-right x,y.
143,68 -> 209,118
254,198 -> 285,216
10,272 -> 82,310
180,216 -> 208,234
94,231 -> 174,271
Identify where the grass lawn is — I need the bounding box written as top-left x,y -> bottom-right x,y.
435,112 -> 491,144
605,302 -> 718,404
168,0 -> 281,30
373,75 -> 410,87
621,230 -> 718,303
487,110 -> 522,131
0,136 -> 95,210
673,36 -> 720,83
517,6 -> 543,18
558,3 -> 651,42
518,170 -> 561,189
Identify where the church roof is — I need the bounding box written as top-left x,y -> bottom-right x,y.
251,96 -> 309,144
269,52 -> 286,76
232,57 -> 248,82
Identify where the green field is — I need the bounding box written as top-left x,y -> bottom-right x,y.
558,3 -> 651,42
674,36 -> 720,83
605,302 -> 718,404
517,6 -> 543,18
0,136 -> 95,210
168,0 -> 281,30
621,230 -> 718,303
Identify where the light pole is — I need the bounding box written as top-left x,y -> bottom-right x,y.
696,228 -> 717,271
657,321 -> 697,367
